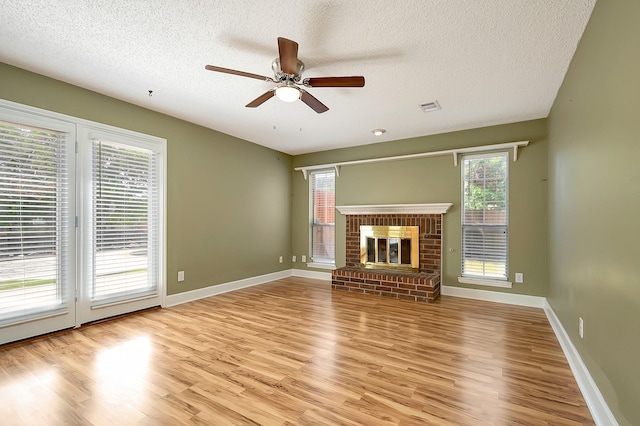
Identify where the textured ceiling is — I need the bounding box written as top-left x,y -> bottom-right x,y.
0,1 -> 595,155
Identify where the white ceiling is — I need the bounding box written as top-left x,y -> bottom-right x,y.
0,1 -> 595,155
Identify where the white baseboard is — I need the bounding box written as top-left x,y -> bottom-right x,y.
163,270 -> 293,307
441,285 -> 546,308
292,269 -> 332,281
543,301 -> 618,426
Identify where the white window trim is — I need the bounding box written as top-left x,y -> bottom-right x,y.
458,276 -> 513,288
460,151 -> 509,284
0,112 -> 76,336
306,261 -> 336,270
309,169 -> 336,266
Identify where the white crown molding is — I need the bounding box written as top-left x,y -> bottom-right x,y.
336,203 -> 453,215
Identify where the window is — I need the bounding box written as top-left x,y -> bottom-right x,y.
87,138 -> 160,304
461,152 -> 508,281
310,170 -> 335,266
0,120 -> 72,325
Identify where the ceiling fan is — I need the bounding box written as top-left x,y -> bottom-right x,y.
205,37 -> 365,113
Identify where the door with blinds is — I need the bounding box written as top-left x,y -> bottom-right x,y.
0,114 -> 77,345
1,101 -> 165,344
77,127 -> 163,324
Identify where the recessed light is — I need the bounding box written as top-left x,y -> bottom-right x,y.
372,129 -> 386,136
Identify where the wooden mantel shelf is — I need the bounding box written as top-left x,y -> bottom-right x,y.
335,203 -> 453,215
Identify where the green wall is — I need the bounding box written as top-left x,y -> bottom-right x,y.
0,62 -> 293,296
547,0 -> 640,424
292,119 -> 548,296
7,7 -> 637,418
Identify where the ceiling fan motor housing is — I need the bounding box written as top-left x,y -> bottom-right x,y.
272,58 -> 305,83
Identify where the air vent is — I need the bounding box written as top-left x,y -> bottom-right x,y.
419,100 -> 441,113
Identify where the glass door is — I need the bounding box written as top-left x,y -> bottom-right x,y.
0,115 -> 76,345
77,127 -> 163,324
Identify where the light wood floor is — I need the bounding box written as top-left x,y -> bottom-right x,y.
0,277 -> 594,425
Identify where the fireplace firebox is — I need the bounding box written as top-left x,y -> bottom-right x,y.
360,225 -> 419,271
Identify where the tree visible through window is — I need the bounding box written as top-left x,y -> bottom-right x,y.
310,170 -> 335,264
462,152 -> 508,279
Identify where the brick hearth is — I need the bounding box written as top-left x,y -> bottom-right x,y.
332,267 -> 440,303
332,213 -> 443,303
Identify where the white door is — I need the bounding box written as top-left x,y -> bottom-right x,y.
77,126 -> 163,324
0,113 -> 77,345
0,103 -> 165,345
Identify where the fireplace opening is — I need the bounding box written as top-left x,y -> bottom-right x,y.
360,225 -> 419,271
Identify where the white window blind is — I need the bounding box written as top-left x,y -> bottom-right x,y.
89,139 -> 158,304
0,120 -> 70,323
461,152 -> 508,280
310,170 -> 335,263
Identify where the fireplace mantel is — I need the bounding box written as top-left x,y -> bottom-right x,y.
336,203 -> 452,215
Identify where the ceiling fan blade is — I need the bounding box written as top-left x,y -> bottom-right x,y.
246,90 -> 275,108
205,65 -> 272,82
278,37 -> 299,75
300,91 -> 329,114
304,76 -> 365,87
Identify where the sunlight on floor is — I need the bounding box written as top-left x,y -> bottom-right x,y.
95,336 -> 151,399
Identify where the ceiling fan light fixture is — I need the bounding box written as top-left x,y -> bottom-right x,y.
275,85 -> 301,103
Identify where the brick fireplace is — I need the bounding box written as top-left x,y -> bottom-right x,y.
331,204 -> 452,303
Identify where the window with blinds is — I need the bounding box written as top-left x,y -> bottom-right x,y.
89,139 -> 159,304
310,170 -> 335,264
0,120 -> 70,323
461,152 -> 508,280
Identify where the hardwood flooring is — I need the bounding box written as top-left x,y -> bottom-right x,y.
0,277 -> 594,425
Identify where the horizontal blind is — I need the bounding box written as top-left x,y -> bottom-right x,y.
91,139 -> 157,303
311,170 -> 335,263
0,120 -> 69,322
461,153 -> 508,279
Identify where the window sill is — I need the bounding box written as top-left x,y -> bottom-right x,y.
458,276 -> 513,288
307,262 -> 336,270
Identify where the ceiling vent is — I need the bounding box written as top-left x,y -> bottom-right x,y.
419,100 -> 441,113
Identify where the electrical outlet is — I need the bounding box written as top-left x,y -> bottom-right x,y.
579,317 -> 584,339
515,273 -> 523,283
279,256 -> 283,264
301,255 -> 306,262
177,271 -> 185,282
292,255 -> 296,262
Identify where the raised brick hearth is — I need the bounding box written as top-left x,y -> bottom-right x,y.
332,206 -> 450,303
332,267 -> 440,302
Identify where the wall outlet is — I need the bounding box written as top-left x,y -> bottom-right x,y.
177,270 -> 185,282
579,317 -> 584,339
279,256 -> 283,263
292,255 -> 296,262
301,255 -> 306,262
515,272 -> 523,283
